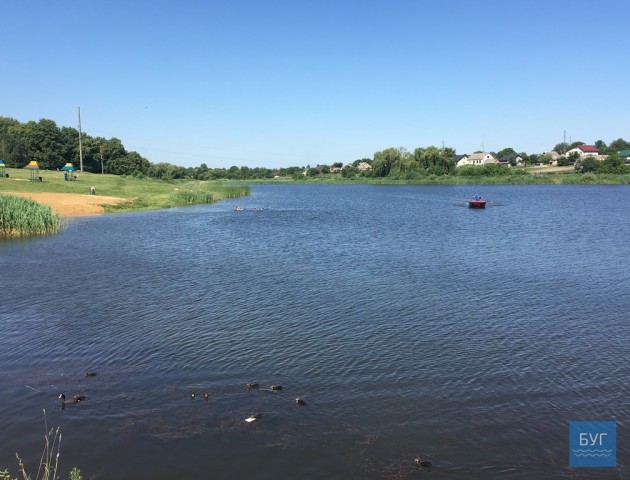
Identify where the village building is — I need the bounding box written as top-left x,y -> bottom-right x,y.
456,152 -> 498,167
565,145 -> 599,158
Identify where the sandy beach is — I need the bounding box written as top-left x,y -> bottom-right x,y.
3,191 -> 127,216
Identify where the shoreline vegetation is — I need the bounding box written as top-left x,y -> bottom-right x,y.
0,168 -> 250,237
1,166 -> 630,238
0,195 -> 62,238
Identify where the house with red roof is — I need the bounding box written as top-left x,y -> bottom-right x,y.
565,144 -> 599,158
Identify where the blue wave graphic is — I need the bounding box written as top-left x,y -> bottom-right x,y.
572,449 -> 613,457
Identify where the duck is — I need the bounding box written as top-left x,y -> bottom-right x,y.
245,413 -> 262,423
295,397 -> 307,406
203,392 -> 209,400
190,391 -> 196,399
59,393 -> 86,406
246,382 -> 260,390
414,458 -> 432,469
84,372 -> 97,377
268,384 -> 283,391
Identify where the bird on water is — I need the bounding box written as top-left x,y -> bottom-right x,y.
414,457 -> 432,469
59,394 -> 86,408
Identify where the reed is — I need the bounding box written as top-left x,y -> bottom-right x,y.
168,190 -> 217,205
0,195 -> 63,238
167,184 -> 250,206
2,410 -> 84,480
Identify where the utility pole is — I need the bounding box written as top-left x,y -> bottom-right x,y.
78,107 -> 84,173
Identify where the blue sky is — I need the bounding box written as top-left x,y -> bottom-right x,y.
2,0 -> 629,168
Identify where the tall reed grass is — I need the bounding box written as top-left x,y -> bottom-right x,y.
0,410 -> 83,480
0,195 -> 63,238
167,185 -> 250,206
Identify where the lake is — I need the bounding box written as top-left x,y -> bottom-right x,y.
1,184 -> 628,479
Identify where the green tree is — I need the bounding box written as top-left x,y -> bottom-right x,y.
553,142 -> 569,154
496,147 -> 517,160
575,156 -> 599,173
148,162 -> 178,179
599,153 -> 627,174
342,164 -> 358,178
0,117 -> 27,166
558,151 -> 580,166
523,153 -> 537,165
20,119 -> 65,169
107,151 -> 149,175
372,147 -> 406,177
608,138 -> 630,152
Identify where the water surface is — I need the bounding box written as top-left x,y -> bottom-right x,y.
1,184 -> 628,479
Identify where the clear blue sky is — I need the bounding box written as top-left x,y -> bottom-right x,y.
2,0 -> 629,168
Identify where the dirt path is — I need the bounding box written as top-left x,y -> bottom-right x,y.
3,192 -> 127,216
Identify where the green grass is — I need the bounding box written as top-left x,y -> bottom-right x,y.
0,195 -> 63,238
0,168 -> 251,214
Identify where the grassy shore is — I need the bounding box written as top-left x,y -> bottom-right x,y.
0,168 -> 250,214
226,167 -> 630,185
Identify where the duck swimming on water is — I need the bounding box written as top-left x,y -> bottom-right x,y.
268,385 -> 283,391
295,398 -> 307,406
246,383 -> 260,390
84,372 -> 97,377
59,394 -> 86,407
414,458 -> 432,469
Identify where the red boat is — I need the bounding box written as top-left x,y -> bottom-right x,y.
468,197 -> 486,208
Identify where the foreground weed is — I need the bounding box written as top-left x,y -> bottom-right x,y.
5,410 -> 84,480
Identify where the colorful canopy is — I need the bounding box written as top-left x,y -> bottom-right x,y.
61,162 -> 76,171
24,160 -> 40,169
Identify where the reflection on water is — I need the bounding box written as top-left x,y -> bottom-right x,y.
1,184 -> 629,479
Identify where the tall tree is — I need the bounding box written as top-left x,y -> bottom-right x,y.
372,147 -> 407,177
0,117 -> 27,166
553,142 -> 569,154
609,138 -> 630,152
20,119 -> 65,169
496,147 -> 518,159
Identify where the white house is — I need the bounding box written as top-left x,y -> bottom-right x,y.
565,145 -> 599,158
454,154 -> 469,167
457,152 -> 498,167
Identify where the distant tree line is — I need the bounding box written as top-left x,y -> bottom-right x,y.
1,117 -> 628,180
0,117 -> 151,176
0,116 -> 308,180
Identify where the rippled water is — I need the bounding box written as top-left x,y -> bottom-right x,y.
1,184 -> 629,479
